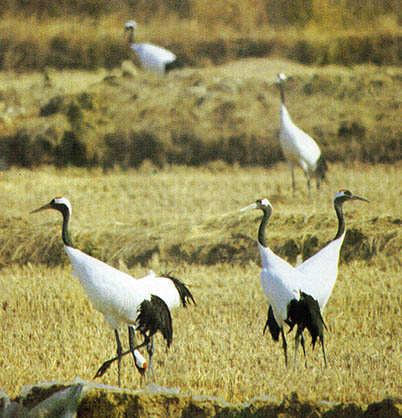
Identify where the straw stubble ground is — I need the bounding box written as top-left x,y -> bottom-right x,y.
0,163 -> 400,404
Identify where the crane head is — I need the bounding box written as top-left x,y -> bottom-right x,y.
277,73 -> 286,83
240,198 -> 272,212
125,20 -> 137,31
133,350 -> 147,376
333,189 -> 370,205
31,196 -> 72,216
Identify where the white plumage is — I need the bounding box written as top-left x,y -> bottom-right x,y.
63,245 -> 151,329
241,199 -> 327,368
31,197 -> 173,386
297,189 -> 369,311
277,73 -> 327,196
125,21 -> 178,74
258,240 -> 301,330
132,347 -> 147,374
138,270 -> 181,310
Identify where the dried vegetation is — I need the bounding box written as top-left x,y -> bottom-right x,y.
0,164 -> 400,406
1,59 -> 401,170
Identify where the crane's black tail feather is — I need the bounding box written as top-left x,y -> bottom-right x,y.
263,305 -> 280,342
137,295 -> 173,348
287,292 -> 326,348
162,272 -> 196,307
165,59 -> 183,73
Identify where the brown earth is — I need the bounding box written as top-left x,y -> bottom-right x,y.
2,380 -> 401,418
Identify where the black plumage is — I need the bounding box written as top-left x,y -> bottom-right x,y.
137,295 -> 173,349
162,273 -> 196,308
263,305 -> 280,342
94,295 -> 173,380
286,292 -> 327,367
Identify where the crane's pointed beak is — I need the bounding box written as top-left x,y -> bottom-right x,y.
30,203 -> 53,214
351,194 -> 370,203
240,202 -> 258,212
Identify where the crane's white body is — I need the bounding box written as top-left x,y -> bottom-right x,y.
280,104 -> 322,177
296,234 -> 345,311
130,43 -> 176,74
259,242 -> 301,327
137,271 -> 181,310
277,73 -> 325,195
125,21 -> 177,74
64,245 -> 152,330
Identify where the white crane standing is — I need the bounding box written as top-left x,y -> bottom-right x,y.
241,199 -> 327,368
277,73 -> 328,197
133,270 -> 195,375
31,197 -> 173,387
125,21 -> 180,74
263,189 -> 369,366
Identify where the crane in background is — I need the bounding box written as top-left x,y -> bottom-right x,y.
277,73 -> 328,197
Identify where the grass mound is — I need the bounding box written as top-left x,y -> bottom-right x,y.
1,61 -> 401,169
1,212 -> 400,269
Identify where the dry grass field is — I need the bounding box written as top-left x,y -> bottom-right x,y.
1,58 -> 401,171
0,2 -> 401,408
0,163 -> 400,405
1,0 -> 402,72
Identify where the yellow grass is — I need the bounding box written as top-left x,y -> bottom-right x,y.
1,58 -> 401,169
0,163 -> 400,404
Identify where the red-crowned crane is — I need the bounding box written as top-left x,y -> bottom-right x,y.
277,73 -> 328,197
241,199 -> 327,368
31,197 -> 173,387
264,189 -> 369,367
125,21 -> 180,74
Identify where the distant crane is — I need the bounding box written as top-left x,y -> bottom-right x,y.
125,21 -> 180,74
263,189 -> 369,366
241,199 -> 327,368
31,197 -> 173,387
134,270 -> 195,375
277,73 -> 328,197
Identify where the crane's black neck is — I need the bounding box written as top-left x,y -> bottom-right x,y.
279,81 -> 285,104
334,198 -> 346,240
258,206 -> 272,248
58,205 -> 74,248
128,28 -> 134,44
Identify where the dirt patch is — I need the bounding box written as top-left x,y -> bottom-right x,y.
4,381 -> 401,418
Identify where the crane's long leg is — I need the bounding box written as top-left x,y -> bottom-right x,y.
303,170 -> 312,198
95,333 -> 150,381
300,333 -> 307,368
114,329 -> 123,387
280,328 -> 288,367
147,337 -> 155,377
293,327 -> 301,370
293,327 -> 308,370
290,166 -> 296,195
320,336 -> 328,368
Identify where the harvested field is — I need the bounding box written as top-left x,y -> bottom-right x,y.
0,164 -> 400,407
